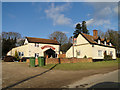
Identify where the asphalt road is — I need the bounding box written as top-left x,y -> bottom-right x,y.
66,69 -> 120,88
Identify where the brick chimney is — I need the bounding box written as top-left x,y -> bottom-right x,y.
53,37 -> 56,41
93,30 -> 98,38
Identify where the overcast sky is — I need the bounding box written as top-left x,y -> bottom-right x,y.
2,2 -> 118,38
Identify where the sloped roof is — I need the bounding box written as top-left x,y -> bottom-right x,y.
74,32 -> 114,48
26,37 -> 60,45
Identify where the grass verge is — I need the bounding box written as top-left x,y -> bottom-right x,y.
43,59 -> 119,71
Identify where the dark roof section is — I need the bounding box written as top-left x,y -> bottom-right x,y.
74,32 -> 115,48
26,37 -> 60,45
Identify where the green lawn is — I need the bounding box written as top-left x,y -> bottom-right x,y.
43,59 -> 119,71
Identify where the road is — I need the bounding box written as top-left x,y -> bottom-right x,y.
65,69 -> 120,88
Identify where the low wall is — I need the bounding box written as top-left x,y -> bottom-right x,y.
26,58 -> 93,65
46,58 -> 93,65
58,54 -> 66,58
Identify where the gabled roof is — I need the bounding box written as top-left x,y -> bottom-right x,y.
26,37 -> 60,45
74,32 -> 115,48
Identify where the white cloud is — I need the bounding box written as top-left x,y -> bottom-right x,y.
45,3 -> 72,26
85,3 -> 117,30
86,19 -> 94,26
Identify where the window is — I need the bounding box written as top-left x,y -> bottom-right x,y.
104,41 -> 106,45
35,43 -> 39,47
74,40 -> 77,44
98,40 -> 100,44
110,51 -> 113,56
35,53 -> 39,57
21,52 -> 24,56
18,52 -> 21,56
109,43 -> 112,46
77,51 -> 80,56
98,50 -> 102,57
18,52 -> 24,56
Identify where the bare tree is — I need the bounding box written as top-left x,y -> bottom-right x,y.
2,32 -> 21,39
49,31 -> 68,45
98,29 -> 105,38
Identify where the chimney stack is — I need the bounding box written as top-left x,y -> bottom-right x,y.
93,30 -> 98,38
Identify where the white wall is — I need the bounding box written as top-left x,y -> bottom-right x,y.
7,42 -> 60,58
92,45 -> 116,59
66,34 -> 116,59
28,43 -> 60,57
66,34 -> 90,58
7,44 -> 29,57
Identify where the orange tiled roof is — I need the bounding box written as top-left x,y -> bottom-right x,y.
75,33 -> 114,47
26,37 -> 60,45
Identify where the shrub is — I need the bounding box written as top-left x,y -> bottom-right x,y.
83,55 -> 87,58
104,55 -> 112,61
4,56 -> 17,62
14,50 -> 20,61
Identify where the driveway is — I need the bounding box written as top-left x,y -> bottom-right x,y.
2,62 -> 118,89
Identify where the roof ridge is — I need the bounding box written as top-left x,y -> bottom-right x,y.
26,37 -> 57,41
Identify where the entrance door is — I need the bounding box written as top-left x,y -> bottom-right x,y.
44,49 -> 57,58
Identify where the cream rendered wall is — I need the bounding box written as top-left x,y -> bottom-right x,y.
76,34 -> 89,45
74,44 -> 92,58
66,33 -> 116,59
66,34 -> 91,58
66,46 -> 73,58
7,41 -> 60,58
28,43 -> 60,57
92,45 -> 116,59
7,44 -> 29,57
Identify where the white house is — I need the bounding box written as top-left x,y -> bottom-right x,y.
66,30 -> 116,60
7,37 -> 60,58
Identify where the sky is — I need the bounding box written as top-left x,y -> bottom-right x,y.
2,2 -> 118,39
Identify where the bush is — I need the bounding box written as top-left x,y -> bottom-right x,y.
104,55 -> 112,61
4,56 -> 17,62
14,50 -> 20,61
83,55 -> 87,58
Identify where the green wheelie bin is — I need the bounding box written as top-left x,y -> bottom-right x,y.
38,56 -> 45,67
30,57 -> 35,67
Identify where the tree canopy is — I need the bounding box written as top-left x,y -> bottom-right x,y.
2,32 -> 24,56
73,21 -> 89,36
49,31 -> 68,45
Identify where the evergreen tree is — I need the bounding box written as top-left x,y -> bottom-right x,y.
81,21 -> 89,34
73,23 -> 82,36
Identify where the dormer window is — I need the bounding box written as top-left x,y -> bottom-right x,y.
98,40 -> 100,44
109,43 -> 112,46
104,41 -> 106,45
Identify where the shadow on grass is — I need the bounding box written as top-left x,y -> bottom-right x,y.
87,82 -> 120,90
2,64 -> 58,90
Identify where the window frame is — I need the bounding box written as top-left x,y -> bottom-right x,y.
98,50 -> 102,57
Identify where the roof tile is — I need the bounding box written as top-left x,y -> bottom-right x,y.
26,37 -> 60,45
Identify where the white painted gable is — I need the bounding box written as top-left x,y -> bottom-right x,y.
76,34 -> 89,45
